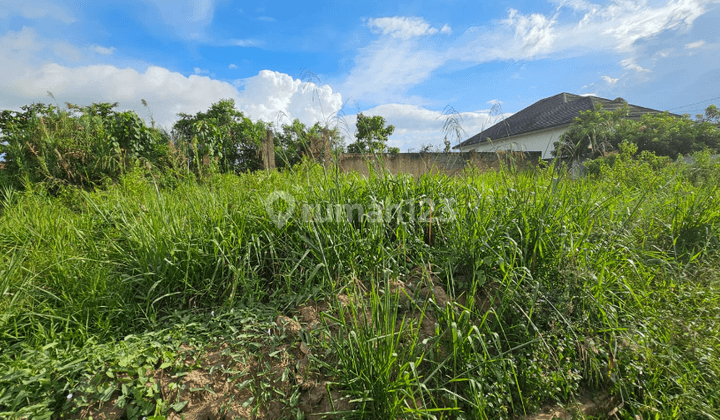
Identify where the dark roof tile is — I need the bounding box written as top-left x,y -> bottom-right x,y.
455,93 -> 676,149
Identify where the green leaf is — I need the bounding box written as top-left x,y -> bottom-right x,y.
99,384 -> 117,402
170,400 -> 188,412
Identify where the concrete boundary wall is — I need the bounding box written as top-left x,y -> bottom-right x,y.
336,151 -> 540,177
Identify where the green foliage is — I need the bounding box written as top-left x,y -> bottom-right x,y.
621,111 -> 719,158
347,113 -> 397,154
316,285 -> 442,419
0,307 -> 279,420
2,152 -> 720,419
274,118 -> 345,169
172,99 -> 267,175
0,102 -> 169,190
697,104 -> 720,125
555,104 -> 720,161
553,103 -> 628,160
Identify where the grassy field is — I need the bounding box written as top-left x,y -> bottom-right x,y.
1,151 -> 719,419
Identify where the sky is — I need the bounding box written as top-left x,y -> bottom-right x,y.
1,0 -> 719,151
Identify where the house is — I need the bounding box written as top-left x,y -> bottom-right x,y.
454,93 -> 673,159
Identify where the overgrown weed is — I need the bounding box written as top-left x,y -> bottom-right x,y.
1,154 -> 719,418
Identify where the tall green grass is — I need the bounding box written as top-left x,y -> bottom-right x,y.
1,152 -> 719,418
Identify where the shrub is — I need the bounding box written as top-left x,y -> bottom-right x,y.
0,102 -> 170,191
554,104 -> 720,161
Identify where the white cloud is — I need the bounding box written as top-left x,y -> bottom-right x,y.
599,0 -> 707,52
344,104 -> 501,151
1,26 -> 86,63
193,67 -> 209,74
366,17 -> 446,40
345,1 -> 712,103
601,75 -> 619,85
501,9 -> 558,57
225,39 -> 263,47
487,99 -> 503,105
340,39 -> 445,103
229,63 -> 237,69
90,45 -> 116,55
685,40 -> 705,48
234,70 -> 343,127
621,58 -> 651,73
257,16 -> 275,22
0,28 -> 343,130
52,41 -> 82,62
440,24 -> 452,35
550,0 -> 599,12
0,0 -> 75,23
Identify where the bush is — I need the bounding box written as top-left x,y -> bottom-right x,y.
172,99 -> 268,175
554,104 -> 720,161
0,102 -> 170,191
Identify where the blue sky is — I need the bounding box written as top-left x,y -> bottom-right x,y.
1,0 -> 719,151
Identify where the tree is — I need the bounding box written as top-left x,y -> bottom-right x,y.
697,104 -> 719,125
347,113 -> 397,153
552,103 -> 627,161
273,119 -> 345,169
274,118 -> 309,168
554,103 -> 720,162
173,99 -> 267,174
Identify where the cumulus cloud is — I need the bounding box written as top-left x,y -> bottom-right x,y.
343,104 -> 502,151
366,17 -> 447,40
229,63 -> 237,69
0,28 -> 342,130
52,42 -> 82,62
234,70 -> 343,126
0,26 -> 87,64
685,40 -> 705,48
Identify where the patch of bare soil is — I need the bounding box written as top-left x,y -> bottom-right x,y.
72,265 -> 505,420
521,392 -> 618,420
74,394 -> 125,420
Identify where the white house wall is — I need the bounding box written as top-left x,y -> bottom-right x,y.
458,126 -> 568,160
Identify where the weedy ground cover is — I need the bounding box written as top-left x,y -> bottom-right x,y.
1,151 -> 719,419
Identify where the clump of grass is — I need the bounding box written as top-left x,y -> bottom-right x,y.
1,154 -> 720,418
